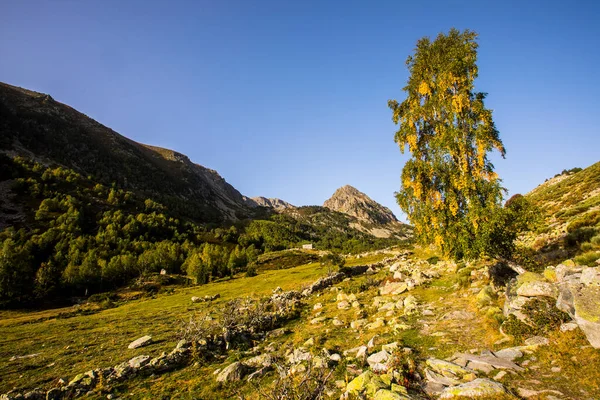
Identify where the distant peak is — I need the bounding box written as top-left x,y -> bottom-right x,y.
324,185 -> 398,225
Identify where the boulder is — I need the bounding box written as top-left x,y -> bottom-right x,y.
128,355 -> 150,369
367,350 -> 390,370
127,335 -> 152,349
380,282 -> 408,296
216,362 -> 250,382
580,267 -> 600,286
439,378 -> 512,399
426,359 -> 473,377
556,280 -> 600,348
515,272 -> 557,298
346,370 -> 376,394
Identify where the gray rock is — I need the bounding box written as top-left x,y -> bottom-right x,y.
424,368 -> 461,386
524,336 -> 549,346
454,353 -> 524,371
517,281 -> 557,298
493,348 -> 523,361
216,362 -> 250,382
580,267 -> 600,286
127,335 -> 152,349
367,350 -> 389,367
379,282 -> 408,296
128,355 -> 150,369
559,322 -> 578,332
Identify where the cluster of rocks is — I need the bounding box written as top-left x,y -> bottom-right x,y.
504,261 -> 600,348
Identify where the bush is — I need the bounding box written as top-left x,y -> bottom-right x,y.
502,297 -> 569,340
574,251 -> 600,267
245,264 -> 258,277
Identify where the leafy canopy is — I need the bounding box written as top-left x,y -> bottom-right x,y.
389,28 -> 506,259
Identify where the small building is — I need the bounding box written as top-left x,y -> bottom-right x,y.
302,243 -> 313,250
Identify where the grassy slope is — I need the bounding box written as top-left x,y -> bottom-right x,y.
0,260 -> 339,393
527,161 -> 600,228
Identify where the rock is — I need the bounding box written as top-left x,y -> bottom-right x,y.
403,295 -> 418,311
346,370 -> 375,394
555,262 -> 583,281
393,271 -> 405,280
267,327 -> 289,337
216,362 -> 250,382
379,302 -> 395,311
524,336 -> 549,346
426,359 -> 474,377
338,301 -> 350,309
466,360 -> 495,373
351,319 -> 368,329
245,353 -> 275,368
382,342 -> 398,352
454,353 -> 524,371
581,267 -> 600,286
380,282 -> 408,296
373,389 -> 409,400
367,350 -> 389,366
366,319 -> 385,330
514,272 -> 556,297
476,285 -> 496,307
559,322 -> 578,332
127,335 -> 152,349
423,309 -> 434,316
288,348 -> 311,364
191,296 -> 201,303
439,378 -> 512,399
329,353 -> 342,362
313,303 -> 323,310
425,368 -> 461,386
493,348 -> 523,361
310,316 -> 327,324
332,318 -> 344,326
128,355 -> 150,369
494,370 -> 507,380
424,381 -> 446,396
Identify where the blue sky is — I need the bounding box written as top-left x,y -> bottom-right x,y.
1,0 -> 598,220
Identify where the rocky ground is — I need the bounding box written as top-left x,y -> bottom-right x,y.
2,250 -> 599,399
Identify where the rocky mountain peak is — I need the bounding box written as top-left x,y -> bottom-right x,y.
323,185 -> 398,225
244,196 -> 295,210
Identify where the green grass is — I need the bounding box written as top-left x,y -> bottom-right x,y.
0,261 -> 329,394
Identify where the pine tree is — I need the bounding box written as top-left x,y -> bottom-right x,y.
388,28 -> 506,259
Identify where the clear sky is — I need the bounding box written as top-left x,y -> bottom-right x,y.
1,0 -> 598,220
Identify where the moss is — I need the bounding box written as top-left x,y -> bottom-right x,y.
501,315 -> 534,340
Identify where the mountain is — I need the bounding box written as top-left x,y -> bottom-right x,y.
323,185 -> 408,238
245,196 -> 295,210
324,185 -> 398,224
0,82 -> 252,222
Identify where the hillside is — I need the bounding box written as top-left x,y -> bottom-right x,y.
0,82 -> 252,223
527,163 -> 600,231
523,163 -> 600,267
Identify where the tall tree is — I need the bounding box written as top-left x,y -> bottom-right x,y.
388,28 -> 506,259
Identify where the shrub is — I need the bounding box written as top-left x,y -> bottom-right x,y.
502,297 -> 569,340
574,251 -> 600,267
245,264 -> 258,277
